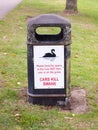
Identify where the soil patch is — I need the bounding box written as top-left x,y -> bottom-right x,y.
18,87 -> 88,114
70,88 -> 88,114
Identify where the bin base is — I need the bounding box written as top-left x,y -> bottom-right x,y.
28,96 -> 67,106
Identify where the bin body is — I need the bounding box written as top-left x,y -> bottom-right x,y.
27,14 -> 71,105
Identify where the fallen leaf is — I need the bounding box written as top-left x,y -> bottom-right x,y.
17,82 -> 21,85
15,113 -> 22,117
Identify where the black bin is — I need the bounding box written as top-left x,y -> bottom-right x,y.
27,14 -> 71,106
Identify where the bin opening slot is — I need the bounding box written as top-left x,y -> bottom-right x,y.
35,27 -> 63,42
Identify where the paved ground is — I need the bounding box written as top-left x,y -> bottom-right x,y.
0,0 -> 22,20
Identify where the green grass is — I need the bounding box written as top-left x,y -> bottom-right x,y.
0,0 -> 98,129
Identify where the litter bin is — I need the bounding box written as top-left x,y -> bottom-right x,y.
27,14 -> 71,106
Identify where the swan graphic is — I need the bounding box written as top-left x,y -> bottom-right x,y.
43,49 -> 56,57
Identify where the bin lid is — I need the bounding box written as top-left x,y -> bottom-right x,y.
27,14 -> 71,45
28,14 -> 71,26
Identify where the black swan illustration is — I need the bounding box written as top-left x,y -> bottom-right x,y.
43,49 -> 56,57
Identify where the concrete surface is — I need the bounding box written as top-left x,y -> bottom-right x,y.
0,0 -> 22,19
70,88 -> 88,114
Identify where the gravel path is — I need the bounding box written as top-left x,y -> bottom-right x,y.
0,0 -> 22,19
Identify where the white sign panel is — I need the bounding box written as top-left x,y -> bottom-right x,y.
34,45 -> 64,89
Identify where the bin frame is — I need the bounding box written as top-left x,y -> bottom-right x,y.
27,14 -> 71,105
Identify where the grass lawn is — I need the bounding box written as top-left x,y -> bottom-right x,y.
0,0 -> 98,129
